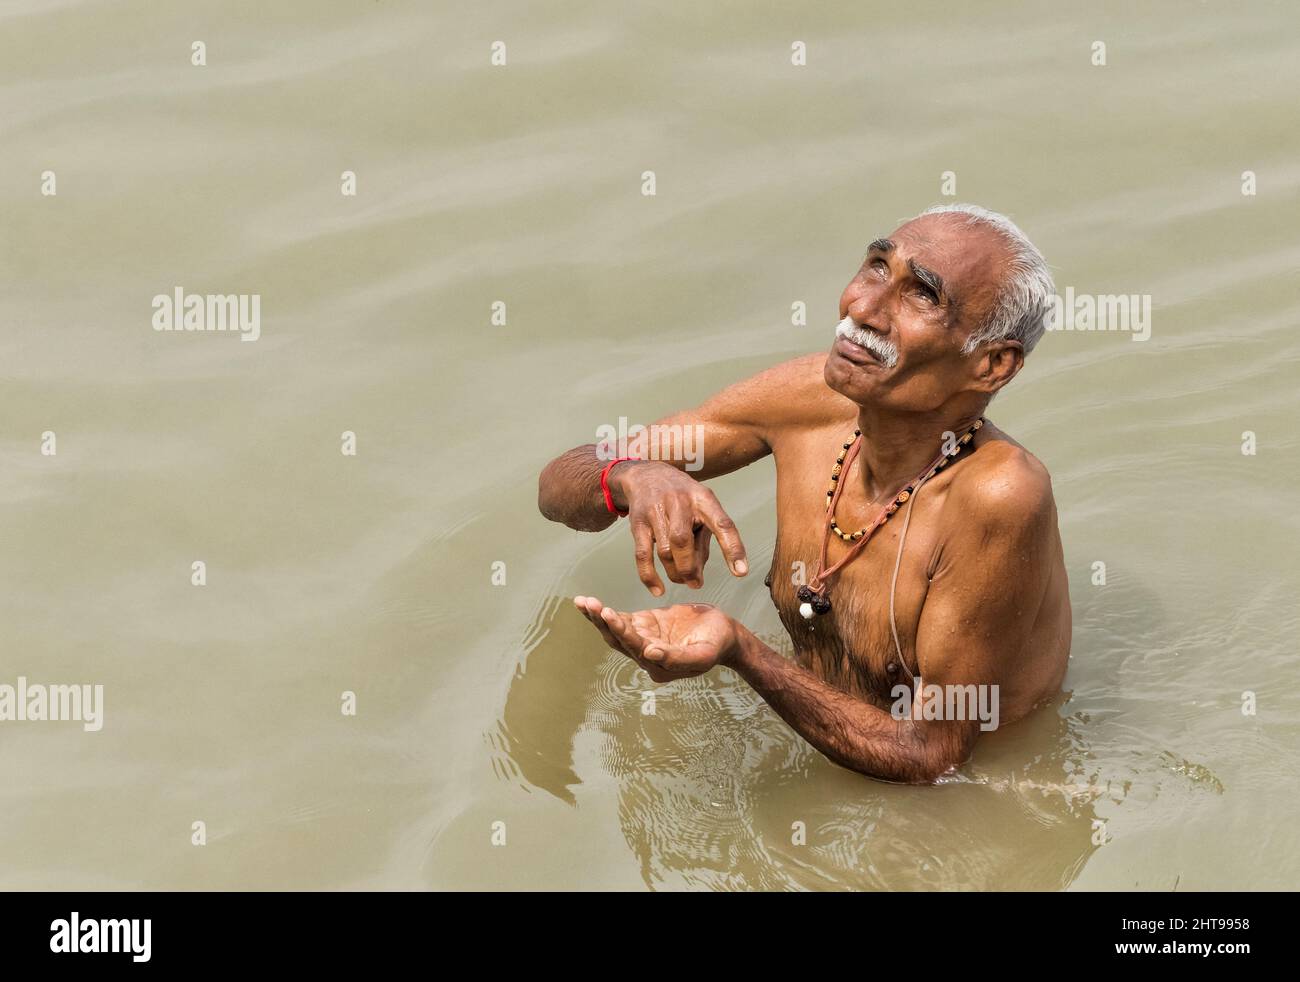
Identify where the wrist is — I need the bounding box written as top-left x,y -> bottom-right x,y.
606,458 -> 648,511
722,618 -> 761,670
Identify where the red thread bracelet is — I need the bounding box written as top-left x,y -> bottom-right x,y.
600,457 -> 639,517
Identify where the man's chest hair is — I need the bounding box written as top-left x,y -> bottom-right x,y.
766,546 -> 928,700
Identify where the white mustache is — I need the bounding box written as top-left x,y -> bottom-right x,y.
835,316 -> 898,367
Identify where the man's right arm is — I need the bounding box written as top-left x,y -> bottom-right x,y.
537,353 -> 829,595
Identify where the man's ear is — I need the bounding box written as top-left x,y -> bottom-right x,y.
974,340 -> 1024,394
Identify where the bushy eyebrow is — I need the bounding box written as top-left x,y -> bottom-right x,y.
907,258 -> 945,299
863,238 -> 949,305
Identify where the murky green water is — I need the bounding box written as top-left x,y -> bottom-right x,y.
2,0 -> 1297,889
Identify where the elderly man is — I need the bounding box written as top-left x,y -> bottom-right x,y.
537,204 -> 1071,783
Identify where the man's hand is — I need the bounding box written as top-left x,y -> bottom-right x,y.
573,595 -> 739,683
609,460 -> 748,596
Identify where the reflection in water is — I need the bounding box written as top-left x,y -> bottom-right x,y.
502,601 -> 1070,889
497,552 -> 1230,890
494,595 -> 589,805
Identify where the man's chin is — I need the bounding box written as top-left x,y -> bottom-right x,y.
825,346 -> 886,400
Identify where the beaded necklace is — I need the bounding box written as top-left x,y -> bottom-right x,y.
797,418 -> 984,620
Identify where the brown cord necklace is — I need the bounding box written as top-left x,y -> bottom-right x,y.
796,417 -> 985,620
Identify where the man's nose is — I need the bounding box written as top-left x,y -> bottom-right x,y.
847,292 -> 890,335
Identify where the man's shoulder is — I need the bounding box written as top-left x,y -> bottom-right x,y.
950,433 -> 1055,531
739,351 -> 830,390
722,351 -> 848,425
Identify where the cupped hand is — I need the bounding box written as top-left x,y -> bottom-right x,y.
573,595 -> 740,683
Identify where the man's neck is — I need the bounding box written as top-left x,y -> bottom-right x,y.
852,403 -> 986,501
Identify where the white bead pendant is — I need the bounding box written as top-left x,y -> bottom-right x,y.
799,602 -> 815,620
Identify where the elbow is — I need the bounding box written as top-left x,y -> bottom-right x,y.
537,457 -> 614,531
537,460 -> 561,522
845,755 -> 953,786
839,728 -> 972,785
838,757 -> 942,786
899,755 -> 961,785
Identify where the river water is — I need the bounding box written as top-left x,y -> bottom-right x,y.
2,0 -> 1297,889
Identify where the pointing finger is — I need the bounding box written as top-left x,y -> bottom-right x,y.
695,493 -> 748,577
630,521 -> 665,597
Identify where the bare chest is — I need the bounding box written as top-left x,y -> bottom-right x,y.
764,461 -> 948,705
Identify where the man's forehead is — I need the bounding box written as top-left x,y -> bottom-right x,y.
874,215 -> 1010,287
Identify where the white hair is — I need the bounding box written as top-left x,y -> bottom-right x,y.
917,203 -> 1055,356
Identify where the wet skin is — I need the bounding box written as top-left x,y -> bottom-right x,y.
540,214 -> 1071,783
